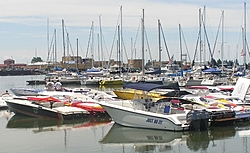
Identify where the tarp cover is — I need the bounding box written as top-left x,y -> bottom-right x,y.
86,67 -> 100,72
27,96 -> 61,102
203,67 -> 221,73
123,82 -> 179,91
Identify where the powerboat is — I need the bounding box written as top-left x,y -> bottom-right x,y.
6,96 -> 90,120
99,83 -> 210,131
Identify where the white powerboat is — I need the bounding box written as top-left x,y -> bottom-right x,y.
99,83 -> 210,131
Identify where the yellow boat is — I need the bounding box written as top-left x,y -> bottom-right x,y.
114,87 -> 166,100
113,82 -> 181,100
99,78 -> 123,86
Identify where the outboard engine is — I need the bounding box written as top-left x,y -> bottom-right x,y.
186,110 -> 201,131
200,109 -> 210,131
186,109 -> 210,131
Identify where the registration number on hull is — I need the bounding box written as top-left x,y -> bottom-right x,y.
146,118 -> 163,124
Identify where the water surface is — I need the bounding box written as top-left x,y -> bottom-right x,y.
0,75 -> 250,153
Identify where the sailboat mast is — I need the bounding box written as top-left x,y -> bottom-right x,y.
203,6 -> 206,62
54,29 -> 57,64
199,8 -> 202,66
221,10 -> 224,73
67,33 -> 69,58
99,15 -> 103,68
97,33 -> 100,67
243,2 -> 247,73
179,24 -> 183,76
120,6 -> 123,70
118,25 -> 121,77
91,21 -> 94,68
47,18 -> 49,63
158,19 -> 161,67
62,20 -> 66,64
77,38 -> 79,69
142,9 -> 145,76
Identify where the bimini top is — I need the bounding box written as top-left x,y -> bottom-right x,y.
123,82 -> 179,91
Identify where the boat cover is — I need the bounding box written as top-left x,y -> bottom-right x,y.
123,82 -> 179,91
202,67 -> 221,73
27,96 -> 61,102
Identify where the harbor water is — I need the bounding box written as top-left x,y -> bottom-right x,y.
1,75 -> 250,153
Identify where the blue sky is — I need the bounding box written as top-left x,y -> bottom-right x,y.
0,0 -> 248,64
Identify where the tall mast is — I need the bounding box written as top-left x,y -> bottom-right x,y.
243,2 -> 247,74
67,33 -> 69,57
221,10 -> 224,72
203,6 -> 206,62
91,21 -> 94,68
62,20 -> 66,64
130,37 -> 133,70
142,9 -> 145,77
179,24 -> 183,76
99,15 -> 103,67
97,33 -> 100,67
77,38 -> 79,70
199,8 -> 202,66
120,6 -> 123,69
158,19 -> 161,67
47,18 -> 49,63
54,29 -> 57,64
118,25 -> 121,76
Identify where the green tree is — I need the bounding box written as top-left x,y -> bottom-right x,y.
31,57 -> 43,63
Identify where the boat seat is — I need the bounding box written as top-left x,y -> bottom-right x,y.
52,102 -> 65,107
39,102 -> 50,108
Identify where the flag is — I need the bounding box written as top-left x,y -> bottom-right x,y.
169,55 -> 174,65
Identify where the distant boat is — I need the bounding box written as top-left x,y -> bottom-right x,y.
26,80 -> 46,85
99,76 -> 123,86
26,70 -> 82,85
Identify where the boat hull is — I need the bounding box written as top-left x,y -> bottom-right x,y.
99,101 -> 189,131
6,100 -> 89,120
99,79 -> 123,86
0,95 -> 10,109
26,80 -> 46,85
113,89 -> 164,100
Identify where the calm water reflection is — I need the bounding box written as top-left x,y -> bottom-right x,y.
0,75 -> 250,153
